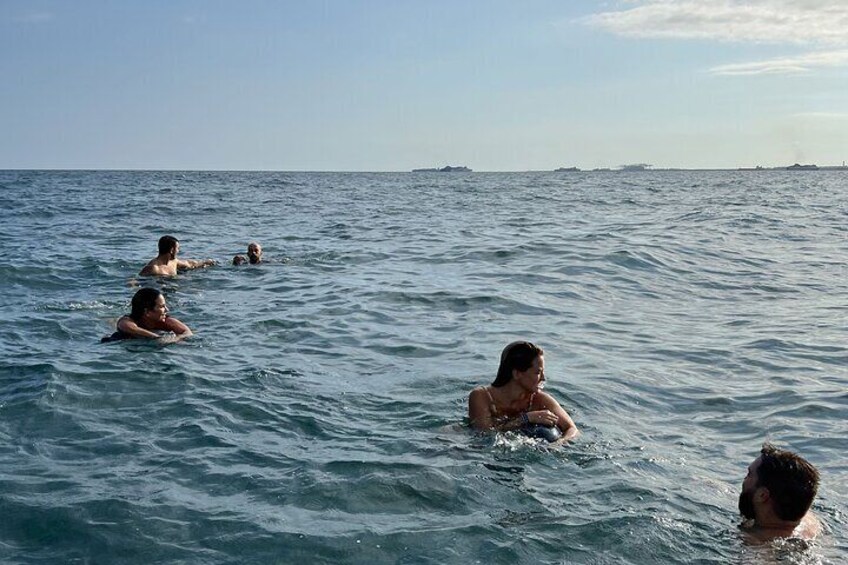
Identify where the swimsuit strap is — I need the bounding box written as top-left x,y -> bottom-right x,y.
484,386 -> 500,417
486,387 -> 538,418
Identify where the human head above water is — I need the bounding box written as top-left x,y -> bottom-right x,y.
158,235 -> 179,257
130,287 -> 164,321
491,341 -> 544,387
739,442 -> 819,522
247,242 -> 262,264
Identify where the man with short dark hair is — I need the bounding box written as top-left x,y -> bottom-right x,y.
139,235 -> 216,276
738,443 -> 821,542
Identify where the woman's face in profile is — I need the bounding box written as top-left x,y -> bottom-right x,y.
143,295 -> 168,324
515,354 -> 545,392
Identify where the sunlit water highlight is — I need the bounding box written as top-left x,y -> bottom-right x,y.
0,170 -> 846,563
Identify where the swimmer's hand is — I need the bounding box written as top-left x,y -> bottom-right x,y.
553,427 -> 580,444
156,328 -> 193,345
527,409 -> 581,444
527,410 -> 558,427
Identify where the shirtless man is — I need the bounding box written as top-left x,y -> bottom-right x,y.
233,241 -> 263,265
139,235 -> 215,276
738,442 -> 821,543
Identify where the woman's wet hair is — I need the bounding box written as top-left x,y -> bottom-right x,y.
491,341 -> 544,387
130,288 -> 163,321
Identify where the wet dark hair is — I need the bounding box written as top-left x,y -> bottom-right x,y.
757,442 -> 819,521
491,341 -> 544,387
158,235 -> 179,255
130,288 -> 163,321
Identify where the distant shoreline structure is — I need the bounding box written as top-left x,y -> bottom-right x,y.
785,163 -> 818,170
737,162 -> 847,171
620,163 -> 652,172
411,165 -> 472,172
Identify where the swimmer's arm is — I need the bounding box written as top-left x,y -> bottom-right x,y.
153,317 -> 193,343
176,258 -> 216,270
159,316 -> 192,337
537,391 -> 580,441
468,388 -> 495,431
116,317 -> 160,339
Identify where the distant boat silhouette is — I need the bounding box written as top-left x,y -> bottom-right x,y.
554,166 -> 580,172
412,165 -> 472,172
620,163 -> 651,171
786,163 -> 818,170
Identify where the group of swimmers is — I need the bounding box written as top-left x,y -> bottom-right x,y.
471,341 -> 822,544
104,235 -> 824,544
102,236 -> 261,342
138,234 -> 263,277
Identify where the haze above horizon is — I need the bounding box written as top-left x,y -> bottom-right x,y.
2,1 -> 846,171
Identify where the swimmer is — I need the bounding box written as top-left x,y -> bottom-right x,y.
233,241 -> 263,265
139,235 -> 216,276
101,288 -> 192,343
468,341 -> 579,442
738,443 -> 821,543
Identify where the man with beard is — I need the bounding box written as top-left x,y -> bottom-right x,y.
140,235 -> 216,276
738,443 -> 821,543
233,242 -> 263,266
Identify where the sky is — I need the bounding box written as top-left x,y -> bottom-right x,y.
1,0 -> 846,171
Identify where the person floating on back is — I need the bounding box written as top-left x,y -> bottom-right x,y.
233,242 -> 263,265
139,235 -> 215,276
738,442 -> 821,543
101,288 -> 192,343
468,341 -> 579,443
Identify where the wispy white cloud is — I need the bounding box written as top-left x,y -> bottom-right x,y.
583,1 -> 848,46
790,111 -> 848,120
709,49 -> 848,75
12,12 -> 53,24
582,1 -> 848,76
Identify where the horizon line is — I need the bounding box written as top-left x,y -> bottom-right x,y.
2,165 -> 848,173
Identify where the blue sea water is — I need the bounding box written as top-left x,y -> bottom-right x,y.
0,169 -> 846,564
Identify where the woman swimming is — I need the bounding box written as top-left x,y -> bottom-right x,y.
468,341 -> 579,442
101,288 -> 192,343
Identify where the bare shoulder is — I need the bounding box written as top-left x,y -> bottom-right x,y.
140,261 -> 166,276
797,512 -> 822,540
468,386 -> 487,401
115,315 -> 134,331
534,390 -> 561,407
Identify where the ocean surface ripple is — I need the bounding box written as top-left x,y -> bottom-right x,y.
0,170 -> 846,563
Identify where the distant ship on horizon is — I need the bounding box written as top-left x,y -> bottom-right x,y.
786,163 -> 819,170
411,165 -> 472,172
620,163 -> 652,171
554,166 -> 580,172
